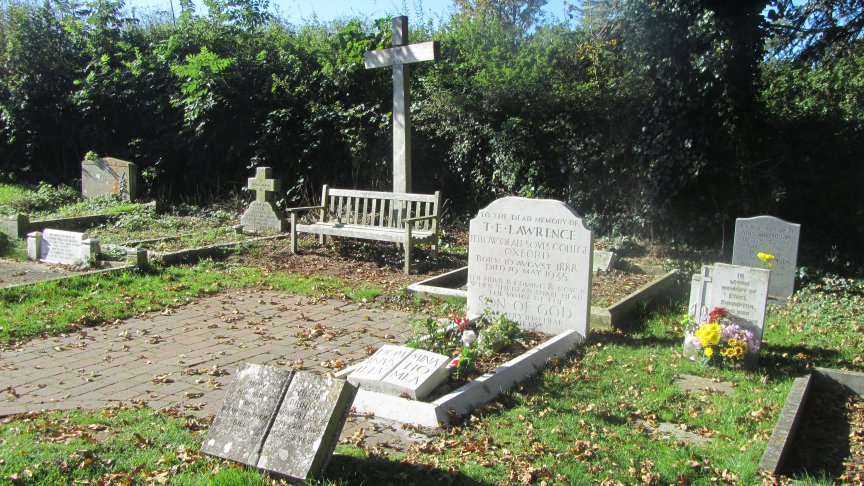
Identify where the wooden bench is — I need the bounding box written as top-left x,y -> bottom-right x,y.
286,186 -> 441,274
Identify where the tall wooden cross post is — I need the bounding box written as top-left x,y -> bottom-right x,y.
365,16 -> 439,194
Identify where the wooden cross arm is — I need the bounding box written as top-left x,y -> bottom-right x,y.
364,41 -> 440,69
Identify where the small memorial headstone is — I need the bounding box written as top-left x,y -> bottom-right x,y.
82,156 -> 138,201
347,345 -> 415,392
257,372 -> 357,481
31,229 -> 99,265
240,167 -> 286,233
201,363 -> 293,465
592,250 -> 617,273
380,348 -> 451,400
348,345 -> 450,400
467,197 -> 593,337
732,216 -> 800,301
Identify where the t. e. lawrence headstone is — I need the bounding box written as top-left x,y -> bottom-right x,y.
732,215 -> 800,301
467,197 -> 593,337
240,167 -> 286,233
82,156 -> 138,201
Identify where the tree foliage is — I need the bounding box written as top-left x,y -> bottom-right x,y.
0,0 -> 862,254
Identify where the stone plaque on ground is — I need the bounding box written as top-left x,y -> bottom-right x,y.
467,197 -> 593,336
34,229 -> 99,265
201,363 -> 293,465
258,372 -> 357,481
240,167 -> 285,232
708,262 -> 770,365
82,156 -> 138,201
732,216 -> 800,301
380,348 -> 451,399
347,345 -> 415,392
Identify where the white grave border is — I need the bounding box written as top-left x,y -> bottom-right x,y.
349,330 -> 583,427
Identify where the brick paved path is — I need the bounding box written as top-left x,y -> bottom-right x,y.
0,289 -> 412,418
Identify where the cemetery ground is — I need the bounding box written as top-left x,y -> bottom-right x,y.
0,191 -> 863,484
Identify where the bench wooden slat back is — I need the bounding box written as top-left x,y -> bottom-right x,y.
319,185 -> 439,231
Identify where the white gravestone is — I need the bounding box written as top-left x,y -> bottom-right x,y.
32,229 -> 99,265
347,345 -> 450,400
732,216 -> 800,301
82,156 -> 138,201
467,197 -> 593,337
592,250 -> 617,273
708,263 -> 770,365
240,167 -> 286,233
364,16 -> 440,193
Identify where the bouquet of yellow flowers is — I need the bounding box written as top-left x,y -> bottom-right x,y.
683,307 -> 754,366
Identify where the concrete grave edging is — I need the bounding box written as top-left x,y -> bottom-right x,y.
407,267 -> 681,330
351,330 -> 584,427
759,367 -> 864,474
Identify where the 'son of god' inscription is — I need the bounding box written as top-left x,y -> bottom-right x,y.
467,197 -> 593,337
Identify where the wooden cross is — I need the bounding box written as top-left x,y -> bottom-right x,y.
365,16 -> 440,194
248,167 -> 280,203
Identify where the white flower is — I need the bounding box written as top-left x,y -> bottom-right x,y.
461,330 -> 478,347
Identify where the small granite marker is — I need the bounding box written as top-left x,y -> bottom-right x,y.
258,372 -> 357,481
240,167 -> 286,233
732,215 -> 800,301
201,363 -> 293,466
346,345 -> 415,392
467,197 -> 593,337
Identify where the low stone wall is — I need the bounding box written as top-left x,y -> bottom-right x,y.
2,212 -> 132,239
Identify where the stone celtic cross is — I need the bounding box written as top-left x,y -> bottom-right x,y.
248,167 -> 280,203
365,16 -> 440,193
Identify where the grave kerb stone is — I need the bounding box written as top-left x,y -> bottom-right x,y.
467,197 -> 593,337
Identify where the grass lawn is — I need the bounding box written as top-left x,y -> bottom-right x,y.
0,261 -> 861,484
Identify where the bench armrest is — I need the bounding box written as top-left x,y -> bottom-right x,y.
285,205 -> 325,214
403,215 -> 437,224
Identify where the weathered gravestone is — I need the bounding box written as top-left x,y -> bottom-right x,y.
592,250 -> 617,273
201,363 -> 293,465
732,216 -> 800,301
467,197 -> 593,337
687,265 -> 714,323
240,167 -> 286,233
82,157 -> 138,201
685,263 -> 770,367
364,16 -> 439,193
348,345 -> 450,400
257,372 -> 357,481
202,364 -> 357,481
27,229 -> 99,265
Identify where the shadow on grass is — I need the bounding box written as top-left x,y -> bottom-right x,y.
760,344 -> 844,381
325,453 -> 495,486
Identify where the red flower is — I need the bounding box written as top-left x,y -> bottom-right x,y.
708,307 -> 729,323
446,356 -> 460,369
454,316 -> 470,332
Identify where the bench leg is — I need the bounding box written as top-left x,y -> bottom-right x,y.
290,213 -> 297,254
404,241 -> 412,275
